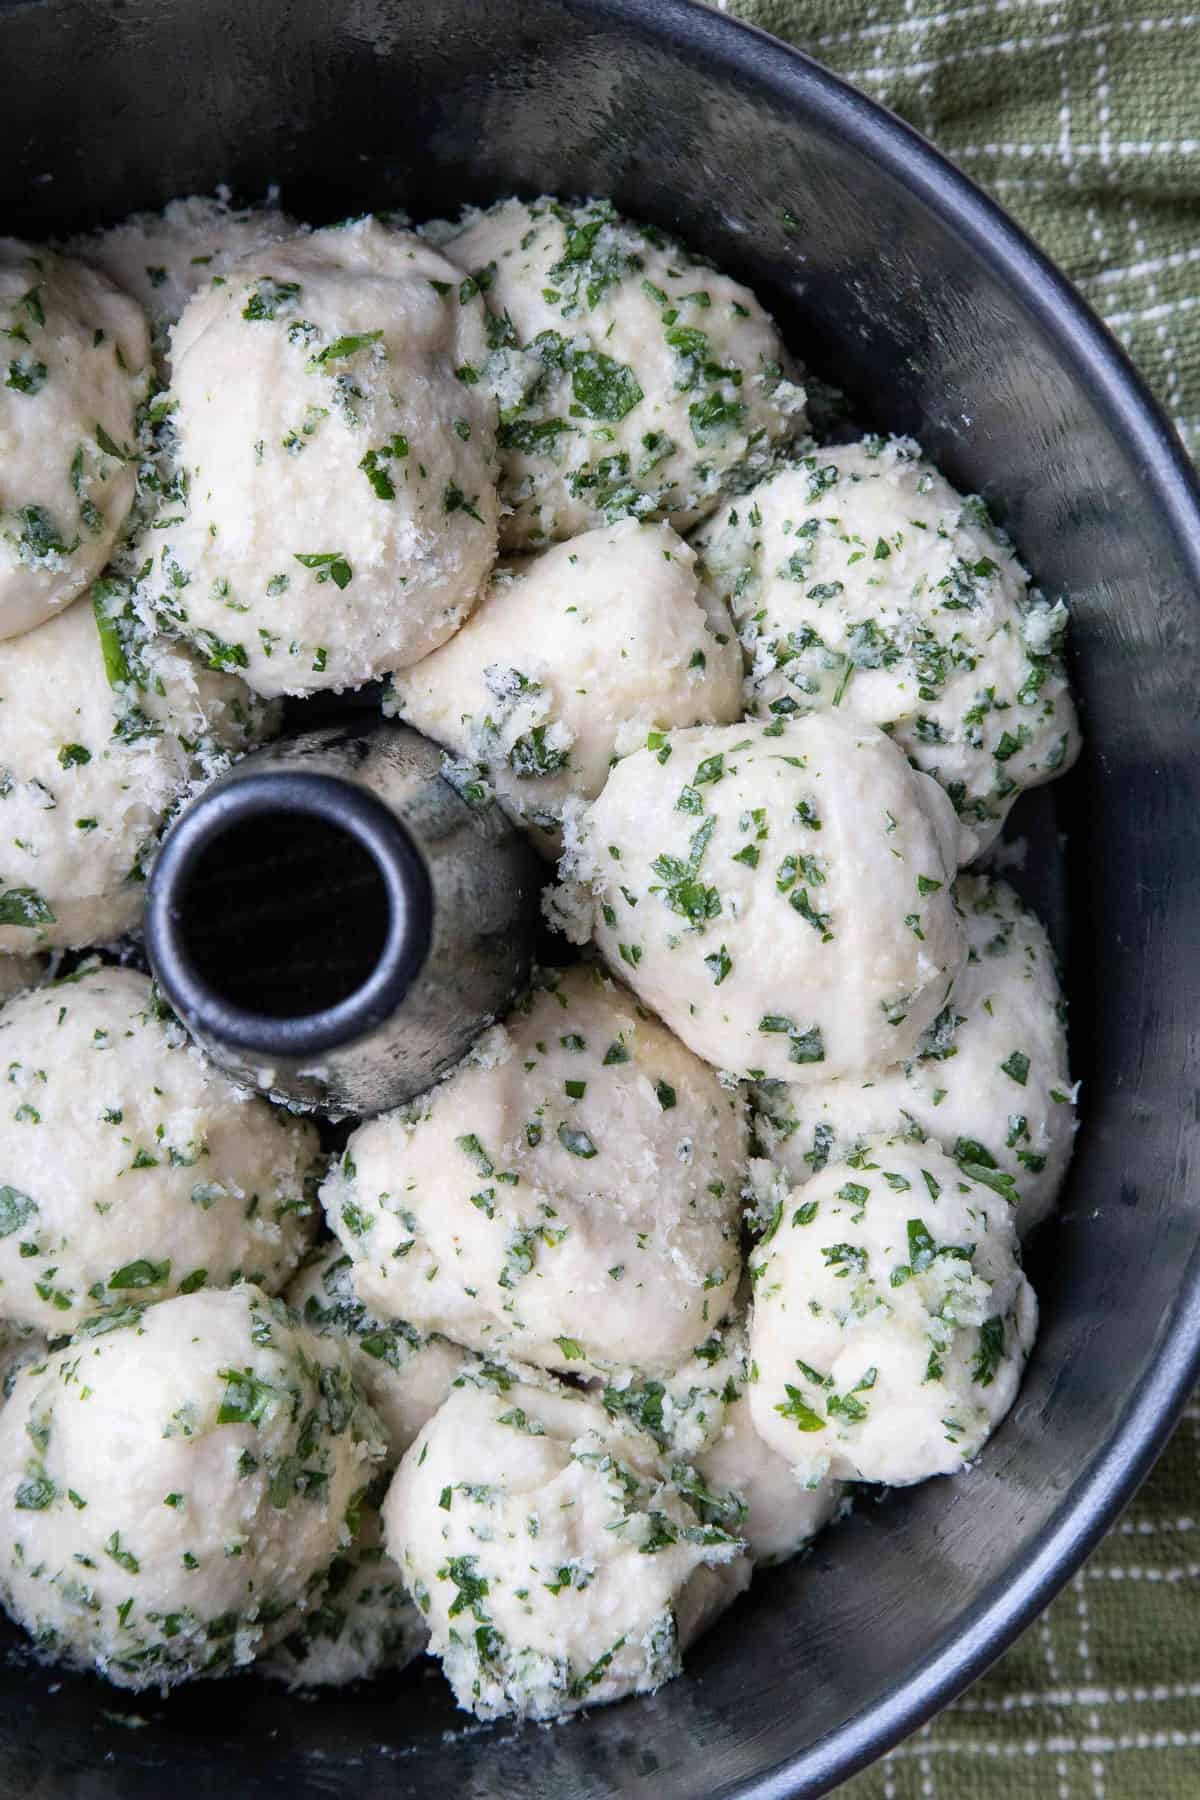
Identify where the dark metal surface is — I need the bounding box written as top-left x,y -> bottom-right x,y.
2,0 -> 1200,1793
146,723 -> 543,1116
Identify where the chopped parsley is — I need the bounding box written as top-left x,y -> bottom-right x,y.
305,330 -> 383,369
775,1384 -> 825,1432
5,358 -> 46,394
570,351 -> 644,420
242,278 -> 301,321
358,434 -> 409,499
972,1316 -> 1006,1387
294,551 -> 352,590
557,1123 -> 598,1159
443,481 -> 484,524
704,944 -> 732,985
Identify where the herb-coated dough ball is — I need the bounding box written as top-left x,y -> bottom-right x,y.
443,196 -> 805,550
0,241 -> 150,640
286,1243 -> 464,1463
579,715 -> 966,1082
70,195 -> 302,351
0,1285 -> 386,1688
693,437 -> 1080,851
748,1136 -> 1036,1486
753,875 -> 1075,1236
0,967 -> 320,1332
136,217 -> 500,697
696,1390 -> 842,1566
0,592 -> 275,951
389,519 -> 742,845
261,1507 -> 426,1688
384,1370 -> 749,1719
321,966 -> 746,1377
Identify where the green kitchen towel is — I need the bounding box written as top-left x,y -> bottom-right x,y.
719,0 -> 1200,465
703,0 -> 1200,1793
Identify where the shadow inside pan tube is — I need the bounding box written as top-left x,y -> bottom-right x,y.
172,806 -> 395,1020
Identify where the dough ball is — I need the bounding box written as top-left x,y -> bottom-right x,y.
286,1242 -> 464,1463
748,1135 -> 1036,1485
135,217 -> 500,697
753,875 -> 1075,1236
261,1506 -> 426,1688
384,1367 -> 749,1719
579,715 -> 966,1082
0,240 -> 150,640
321,965 -> 746,1377
696,1390 -> 842,1566
0,966 -> 320,1333
0,590 -> 276,951
693,437 -> 1080,852
69,194 -> 302,351
389,518 -> 743,846
443,196 -> 805,549
0,1285 -> 386,1688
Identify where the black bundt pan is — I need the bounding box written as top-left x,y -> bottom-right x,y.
3,0 -> 1200,1793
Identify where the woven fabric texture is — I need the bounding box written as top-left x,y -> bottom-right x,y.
702,1 -> 1200,1792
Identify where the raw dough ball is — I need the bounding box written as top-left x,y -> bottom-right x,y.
0,590 -> 276,951
0,1285 -> 386,1688
748,1135 -> 1036,1485
70,194 -> 301,349
321,965 -> 746,1377
286,1242 -> 463,1463
261,1507 -> 426,1688
753,875 -> 1075,1236
693,437 -> 1080,851
136,217 -> 500,697
389,518 -> 742,844
443,196 -> 805,549
696,1390 -> 842,1566
0,240 -> 150,640
580,715 -> 966,1082
0,966 -> 320,1332
384,1368 -> 749,1719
